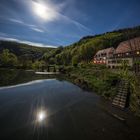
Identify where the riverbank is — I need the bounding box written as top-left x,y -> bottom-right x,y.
65,64 -> 120,99
0,67 -> 139,117
64,64 -> 140,117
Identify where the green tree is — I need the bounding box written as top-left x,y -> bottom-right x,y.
32,60 -> 40,70
49,57 -> 56,65
0,49 -> 18,67
72,55 -> 79,67
18,54 -> 34,69
32,60 -> 46,71
80,44 -> 95,63
55,54 -> 63,65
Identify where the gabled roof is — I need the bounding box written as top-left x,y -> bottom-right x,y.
115,37 -> 140,54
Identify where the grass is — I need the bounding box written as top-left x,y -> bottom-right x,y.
65,64 -> 140,117
65,64 -> 120,100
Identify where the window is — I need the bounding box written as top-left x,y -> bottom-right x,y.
136,51 -> 140,55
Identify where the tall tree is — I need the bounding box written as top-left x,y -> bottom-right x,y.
0,49 -> 18,67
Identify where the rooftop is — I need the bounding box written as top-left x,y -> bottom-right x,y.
115,37 -> 140,54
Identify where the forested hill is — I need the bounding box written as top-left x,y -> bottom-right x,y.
0,25 -> 140,67
49,25 -> 140,66
0,41 -> 55,59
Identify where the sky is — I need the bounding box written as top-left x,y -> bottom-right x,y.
0,0 -> 140,48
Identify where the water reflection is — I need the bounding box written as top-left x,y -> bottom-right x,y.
0,70 -> 140,140
36,110 -> 47,123
0,68 -> 61,87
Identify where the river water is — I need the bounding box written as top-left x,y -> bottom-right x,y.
0,69 -> 140,140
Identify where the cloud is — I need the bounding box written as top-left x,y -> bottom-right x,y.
31,27 -> 44,33
0,37 -> 57,48
0,16 -> 45,33
59,14 -> 92,33
10,18 -> 34,28
0,0 -> 92,46
8,18 -> 45,33
9,18 -> 24,24
31,0 -> 92,33
1,0 -> 92,34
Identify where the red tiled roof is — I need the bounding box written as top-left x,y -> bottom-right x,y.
115,37 -> 140,54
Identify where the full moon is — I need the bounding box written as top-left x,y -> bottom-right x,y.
33,2 -> 58,21
34,3 -> 47,20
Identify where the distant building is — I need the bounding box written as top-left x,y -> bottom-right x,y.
93,37 -> 140,69
93,47 -> 115,64
107,37 -> 140,68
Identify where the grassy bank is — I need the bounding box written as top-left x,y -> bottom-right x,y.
65,64 -> 120,100
129,75 -> 140,117
64,64 -> 140,117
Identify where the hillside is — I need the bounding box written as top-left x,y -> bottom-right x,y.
0,41 -> 55,60
49,26 -> 140,65
0,25 -> 140,66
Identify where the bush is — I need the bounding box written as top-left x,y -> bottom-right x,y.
105,74 -> 120,86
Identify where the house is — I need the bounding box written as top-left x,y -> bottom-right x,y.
93,47 -> 115,64
93,37 -> 140,69
107,37 -> 140,68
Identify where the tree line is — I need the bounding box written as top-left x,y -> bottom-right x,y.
0,49 -> 46,70
42,26 -> 140,67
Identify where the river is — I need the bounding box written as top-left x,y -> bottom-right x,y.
0,69 -> 140,140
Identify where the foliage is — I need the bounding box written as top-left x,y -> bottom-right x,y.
32,60 -> 46,71
118,61 -> 140,116
0,41 -> 54,59
49,25 -> 140,66
42,47 -> 63,65
0,49 -> 18,67
72,55 -> 80,66
119,60 -> 129,79
66,64 -> 119,99
129,75 -> 140,117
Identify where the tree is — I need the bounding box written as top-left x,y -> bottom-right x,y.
18,54 -> 34,69
32,60 -> 40,70
72,55 -> 79,67
80,44 -> 95,63
55,51 -> 71,66
0,49 -> 18,67
32,60 -> 46,71
49,57 -> 56,65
